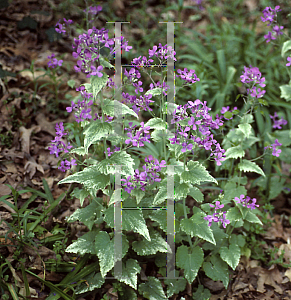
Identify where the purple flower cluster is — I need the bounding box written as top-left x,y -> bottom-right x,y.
72,27 -> 132,78
262,112 -> 286,157
234,194 -> 259,210
55,18 -> 73,35
66,86 -> 93,123
169,99 -> 226,166
47,123 -> 76,172
192,0 -> 204,10
148,43 -> 177,62
176,68 -> 200,84
286,57 -> 291,67
47,53 -> 63,69
264,139 -> 282,157
204,201 -> 230,228
83,5 -> 102,15
105,146 -> 121,157
124,122 -> 151,148
261,6 -> 284,43
270,112 -> 287,129
240,65 -> 266,98
121,91 -> 154,115
120,155 -> 166,194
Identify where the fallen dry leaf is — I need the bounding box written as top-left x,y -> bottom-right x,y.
257,265 -> 283,294
19,125 -> 41,154
24,156 -> 44,179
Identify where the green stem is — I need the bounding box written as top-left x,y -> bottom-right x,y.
183,197 -> 193,248
226,221 -> 237,236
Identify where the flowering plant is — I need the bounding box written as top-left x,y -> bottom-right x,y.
45,4 -> 290,299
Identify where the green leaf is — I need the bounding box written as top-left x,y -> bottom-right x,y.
102,98 -> 138,118
238,123 -> 252,139
224,111 -> 233,119
71,187 -> 90,206
161,102 -> 179,115
138,276 -> 167,300
91,73 -> 109,99
58,166 -> 110,197
70,146 -> 86,156
238,159 -> 265,177
67,199 -> 103,230
202,255 -> 229,289
192,285 -> 211,300
153,185 -> 168,206
219,244 -> 241,270
224,145 -> 245,160
280,84 -> 291,101
176,245 -> 204,284
132,228 -> 170,255
113,259 -> 141,290
164,278 -> 187,298
103,204 -> 151,241
188,186 -> 204,202
230,234 -> 246,248
145,87 -> 163,97
67,79 -> 76,89
96,150 -> 135,176
175,182 -> 190,199
149,209 -> 168,233
95,231 -> 129,278
225,207 -> 242,222
244,211 -> 262,225
66,231 -> 97,255
181,161 -> 218,185
224,181 -> 247,202
180,212 -> 216,245
281,40 -> 291,58
75,272 -> 105,294
131,188 -> 146,204
99,54 -> 115,69
83,120 -> 113,154
144,117 -> 167,131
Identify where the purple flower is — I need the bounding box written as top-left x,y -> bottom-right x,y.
72,27 -> 131,78
66,86 -> 94,123
47,53 -> 63,68
59,159 -> 77,172
84,5 -> 102,14
264,31 -> 276,43
176,68 -> 200,84
55,18 -> 73,35
264,139 -> 282,157
234,194 -> 259,210
148,43 -> 176,61
105,146 -> 120,157
286,57 -> 291,67
270,112 -> 287,129
169,100 -> 225,166
47,123 -> 75,172
261,6 -> 281,26
204,201 -> 230,228
240,65 -> 266,87
272,25 -> 284,36
124,122 -> 151,147
120,155 -> 166,194
209,201 -> 224,210
192,0 -> 204,10
247,86 -> 266,98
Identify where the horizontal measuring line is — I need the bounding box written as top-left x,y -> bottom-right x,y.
121,207 -> 168,210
